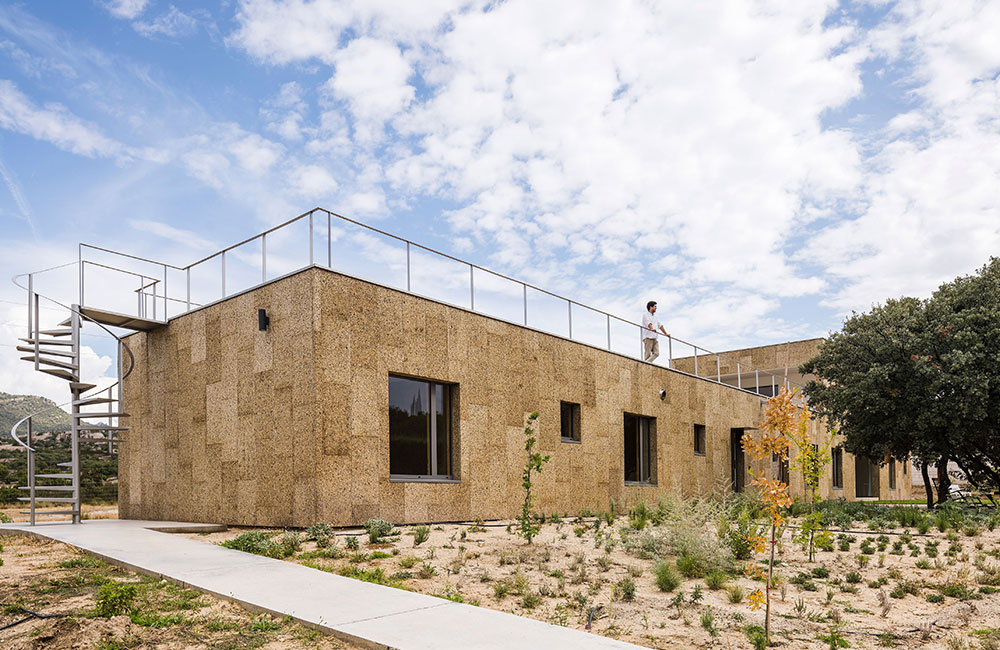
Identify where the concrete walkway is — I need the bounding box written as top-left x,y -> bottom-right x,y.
1,520 -> 643,650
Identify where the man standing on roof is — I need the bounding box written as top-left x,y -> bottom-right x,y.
642,301 -> 669,363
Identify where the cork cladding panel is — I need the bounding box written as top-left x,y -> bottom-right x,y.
119,268 -> 907,527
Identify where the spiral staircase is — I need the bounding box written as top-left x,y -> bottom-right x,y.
9,272 -> 160,525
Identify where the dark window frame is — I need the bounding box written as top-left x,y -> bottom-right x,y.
624,412 -> 656,485
388,374 -> 457,481
832,447 -> 843,490
889,458 -> 896,490
693,424 -> 706,456
560,401 -> 581,443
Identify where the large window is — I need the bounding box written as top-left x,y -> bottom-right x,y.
389,375 -> 453,479
561,401 -> 581,442
624,413 -> 655,484
832,447 -> 843,489
693,424 -> 706,456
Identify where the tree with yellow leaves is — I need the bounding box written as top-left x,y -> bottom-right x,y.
741,385 -> 801,644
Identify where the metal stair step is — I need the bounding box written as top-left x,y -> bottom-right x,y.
56,462 -> 73,468
18,496 -> 77,503
70,382 -> 97,392
74,397 -> 116,407
15,345 -> 77,358
74,412 -> 129,419
59,317 -> 72,327
39,368 -> 76,381
35,474 -> 73,479
19,485 -> 75,491
20,510 -> 78,516
20,356 -> 79,371
77,425 -> 129,432
19,337 -> 74,347
38,328 -> 73,337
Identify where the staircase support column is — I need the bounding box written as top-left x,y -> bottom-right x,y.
27,418 -> 35,526
70,305 -> 82,524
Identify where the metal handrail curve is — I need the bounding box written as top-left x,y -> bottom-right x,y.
9,267 -> 137,453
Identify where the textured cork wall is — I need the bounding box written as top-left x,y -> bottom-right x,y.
119,267 -> 905,528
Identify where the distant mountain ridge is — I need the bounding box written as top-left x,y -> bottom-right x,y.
0,391 -> 71,435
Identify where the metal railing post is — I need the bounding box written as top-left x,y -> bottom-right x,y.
137,276 -> 143,317
406,243 -> 411,292
606,314 -> 611,350
309,212 -> 314,265
78,244 -> 84,307
162,264 -> 168,320
693,346 -> 698,376
221,251 -> 226,297
737,362 -> 742,389
772,374 -> 776,396
327,212 -> 332,267
668,336 -> 673,368
523,284 -> 527,325
152,278 -> 157,320
717,354 -> 721,382
33,293 -> 39,370
27,273 -> 32,337
567,301 -> 572,338
755,369 -> 760,394
262,234 -> 267,283
186,268 -> 191,311
469,266 -> 474,311
27,418 -> 35,525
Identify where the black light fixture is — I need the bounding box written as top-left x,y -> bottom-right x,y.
659,389 -> 666,401
258,308 -> 270,331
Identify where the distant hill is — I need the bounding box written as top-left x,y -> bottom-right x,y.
0,391 -> 71,435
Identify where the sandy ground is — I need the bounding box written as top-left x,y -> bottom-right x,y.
1,503 -> 118,523
0,534 -> 366,649
187,516 -> 1000,650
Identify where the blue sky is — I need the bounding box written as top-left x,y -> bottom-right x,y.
2,0 -> 999,403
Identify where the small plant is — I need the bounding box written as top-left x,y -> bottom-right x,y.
818,623 -> 850,649
345,536 -> 360,551
250,615 -> 281,632
596,554 -> 612,571
412,525 -> 430,546
705,570 -> 728,590
398,555 -> 418,568
689,583 -> 704,604
926,592 -> 945,603
96,580 -> 139,617
746,624 -> 768,650
418,562 -> 437,579
221,531 -> 290,559
279,531 -> 302,555
811,566 -> 830,579
306,522 -> 333,546
521,592 -> 542,609
517,412 -> 550,544
676,552 -> 704,578
364,519 -> 395,544
700,607 -> 718,637
654,561 -> 680,592
614,577 -> 636,602
728,584 -> 745,603
845,571 -> 862,584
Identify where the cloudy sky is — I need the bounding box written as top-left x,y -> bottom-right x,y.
1,0 -> 999,403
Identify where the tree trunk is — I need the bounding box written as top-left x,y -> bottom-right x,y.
921,461 -> 934,509
766,520 -> 775,644
935,456 -> 951,505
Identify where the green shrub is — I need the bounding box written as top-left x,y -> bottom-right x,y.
96,580 -> 139,617
306,522 -> 333,547
745,624 -> 767,650
364,519 -> 394,544
614,577 -> 636,602
654,561 -> 681,592
412,525 -> 430,546
845,571 -> 862,584
220,531 -> 289,558
705,570 -> 728,590
728,585 -> 745,603
520,592 -> 542,609
345,536 -> 360,550
926,593 -> 945,603
677,552 -> 705,578
279,531 -> 302,555
811,566 -> 830,579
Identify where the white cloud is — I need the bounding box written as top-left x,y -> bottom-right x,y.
261,81 -> 306,141
287,164 -> 338,197
128,219 -> 218,252
133,6 -> 199,38
0,79 -> 124,158
101,0 -> 149,20
327,37 -> 414,135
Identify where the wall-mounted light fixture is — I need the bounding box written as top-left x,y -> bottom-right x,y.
659,389 -> 666,401
258,308 -> 270,331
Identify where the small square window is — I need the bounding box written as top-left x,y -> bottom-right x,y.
560,401 -> 581,442
693,424 -> 706,456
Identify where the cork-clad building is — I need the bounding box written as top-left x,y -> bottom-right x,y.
118,262 -> 910,528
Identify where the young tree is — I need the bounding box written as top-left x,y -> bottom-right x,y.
517,412 -> 550,544
742,386 -> 798,644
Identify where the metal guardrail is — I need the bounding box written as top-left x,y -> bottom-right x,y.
72,207 -> 793,397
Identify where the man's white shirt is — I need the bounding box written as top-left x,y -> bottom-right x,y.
641,311 -> 660,340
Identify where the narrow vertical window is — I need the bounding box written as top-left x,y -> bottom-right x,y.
624,413 -> 655,484
832,447 -> 843,489
560,401 -> 581,442
889,459 -> 896,489
389,375 -> 454,479
693,424 -> 706,456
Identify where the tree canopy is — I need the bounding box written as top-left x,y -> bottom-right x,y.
801,258 -> 1000,506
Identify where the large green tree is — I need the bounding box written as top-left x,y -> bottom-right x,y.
801,259 -> 1000,507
